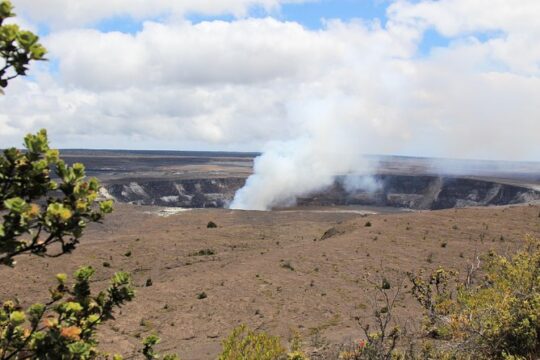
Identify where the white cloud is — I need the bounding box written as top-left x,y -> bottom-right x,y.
0,0 -> 539,170
11,0 -> 312,28
389,0 -> 540,36
45,19 -> 341,90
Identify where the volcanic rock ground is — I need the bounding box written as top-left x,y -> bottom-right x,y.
1,203 -> 539,359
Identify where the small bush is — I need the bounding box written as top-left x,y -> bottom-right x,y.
190,248 -> 215,256
142,334 -> 180,360
218,325 -> 286,360
364,221 -> 372,227
207,221 -> 218,228
280,260 -> 295,271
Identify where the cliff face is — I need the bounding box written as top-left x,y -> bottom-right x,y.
104,178 -> 246,208
298,175 -> 540,210
103,175 -> 540,210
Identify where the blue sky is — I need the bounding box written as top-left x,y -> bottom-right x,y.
87,0 -> 447,56
93,0 -> 390,33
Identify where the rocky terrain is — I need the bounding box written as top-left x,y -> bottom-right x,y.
59,150 -> 540,210
102,174 -> 540,210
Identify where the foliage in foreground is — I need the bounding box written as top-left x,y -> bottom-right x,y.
0,0 -> 46,92
0,266 -> 134,359
0,129 -> 114,266
410,235 -> 540,360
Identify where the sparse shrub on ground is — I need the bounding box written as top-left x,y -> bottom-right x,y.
190,248 -> 215,256
218,325 -> 308,360
142,334 -> 180,360
345,275 -> 414,360
207,221 -> 218,228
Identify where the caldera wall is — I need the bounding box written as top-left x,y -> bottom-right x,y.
102,175 -> 540,210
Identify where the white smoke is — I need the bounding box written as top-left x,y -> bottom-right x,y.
341,174 -> 382,194
230,95 -> 383,210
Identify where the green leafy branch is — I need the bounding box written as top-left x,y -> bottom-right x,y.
0,266 -> 134,359
0,0 -> 46,91
0,129 -> 114,266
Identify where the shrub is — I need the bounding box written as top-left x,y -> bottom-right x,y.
0,129 -> 113,266
452,235 -> 540,358
0,266 -> 134,358
207,221 -> 218,228
349,275 -> 407,360
142,334 -> 180,360
218,325 -> 308,360
0,0 -> 46,92
190,248 -> 215,256
411,235 -> 540,359
218,325 -> 286,360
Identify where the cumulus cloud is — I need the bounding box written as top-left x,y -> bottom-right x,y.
1,0 -> 540,209
46,19 -> 341,90
12,0 -> 312,28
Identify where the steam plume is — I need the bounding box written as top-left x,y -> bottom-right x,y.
230,98 -> 380,210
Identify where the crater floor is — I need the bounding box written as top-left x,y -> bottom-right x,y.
1,203 -> 539,359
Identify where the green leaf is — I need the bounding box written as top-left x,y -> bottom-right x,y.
71,163 -> 85,179
29,43 -> 46,60
99,200 -> 114,214
63,301 -> 83,313
45,149 -> 59,163
47,203 -> 72,221
74,266 -> 95,282
4,197 -> 29,213
0,24 -> 18,42
0,0 -> 14,19
111,271 -> 131,286
23,129 -> 49,154
9,310 -> 26,325
28,303 -> 45,324
56,273 -> 68,284
67,341 -> 92,356
16,30 -> 38,49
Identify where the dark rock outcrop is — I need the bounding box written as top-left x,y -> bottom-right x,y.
102,175 -> 540,210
